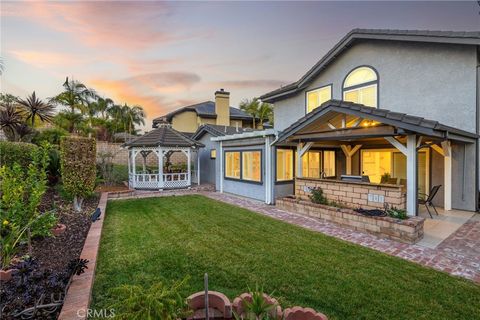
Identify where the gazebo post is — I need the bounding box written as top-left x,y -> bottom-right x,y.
127,149 -> 131,188
158,147 -> 164,190
132,148 -> 137,189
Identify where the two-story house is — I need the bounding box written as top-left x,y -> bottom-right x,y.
203,29 -> 479,216
152,89 -> 258,134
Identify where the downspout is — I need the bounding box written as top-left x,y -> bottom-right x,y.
219,141 -> 223,193
476,45 -> 480,211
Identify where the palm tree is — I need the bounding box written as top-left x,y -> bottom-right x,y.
50,77 -> 95,113
239,98 -> 273,128
93,97 -> 114,119
17,91 -> 55,126
53,110 -> 84,134
0,105 -> 23,141
124,104 -> 146,134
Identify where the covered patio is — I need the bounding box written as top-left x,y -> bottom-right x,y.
276,100 -> 478,217
124,123 -> 204,190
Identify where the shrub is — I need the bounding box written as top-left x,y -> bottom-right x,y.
0,143 -> 56,266
387,207 -> 408,220
0,141 -> 38,168
47,147 -> 61,185
309,187 -> 329,205
32,127 -> 68,146
60,136 -> 96,212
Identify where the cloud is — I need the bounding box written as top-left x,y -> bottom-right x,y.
3,1 -> 179,51
89,72 -> 202,120
213,79 -> 289,89
9,50 -> 88,68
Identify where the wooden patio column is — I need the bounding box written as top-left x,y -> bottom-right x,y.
441,141 -> 452,211
296,142 -> 313,178
406,135 -> 418,216
340,145 -> 362,175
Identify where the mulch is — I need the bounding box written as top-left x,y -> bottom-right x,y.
19,189 -> 98,272
1,187 -> 100,319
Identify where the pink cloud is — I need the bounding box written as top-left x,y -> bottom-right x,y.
3,1 -> 177,50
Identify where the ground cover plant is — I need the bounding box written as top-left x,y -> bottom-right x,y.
91,195 -> 480,320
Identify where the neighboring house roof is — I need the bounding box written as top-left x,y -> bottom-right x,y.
113,132 -> 137,142
261,29 -> 480,102
124,125 -> 204,148
276,100 -> 478,144
191,124 -> 250,140
152,101 -> 254,127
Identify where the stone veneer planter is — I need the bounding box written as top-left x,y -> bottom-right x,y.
276,197 -> 424,244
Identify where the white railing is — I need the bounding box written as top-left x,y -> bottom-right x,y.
163,172 -> 190,189
129,172 -> 190,189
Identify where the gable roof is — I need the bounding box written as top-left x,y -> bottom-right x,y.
261,29 -> 480,102
124,126 -> 204,148
152,101 -> 254,127
276,100 -> 478,144
191,124 -> 250,140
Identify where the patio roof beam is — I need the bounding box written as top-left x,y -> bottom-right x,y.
291,125 -> 398,141
341,144 -> 362,175
351,118 -> 363,127
385,137 -> 407,156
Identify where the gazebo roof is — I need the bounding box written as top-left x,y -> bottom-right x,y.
124,125 -> 204,148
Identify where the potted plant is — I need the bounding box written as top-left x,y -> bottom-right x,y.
51,223 -> 67,236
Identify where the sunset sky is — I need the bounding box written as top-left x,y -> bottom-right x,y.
1,1 -> 479,129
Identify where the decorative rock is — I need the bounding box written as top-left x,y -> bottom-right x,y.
0,268 -> 14,282
284,307 -> 328,320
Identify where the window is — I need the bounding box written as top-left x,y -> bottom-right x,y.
242,151 -> 262,182
323,150 -> 336,177
297,150 -> 336,178
225,151 -> 240,179
302,151 -> 321,178
276,149 -> 293,181
210,149 -> 217,159
306,85 -> 332,113
343,66 -> 378,108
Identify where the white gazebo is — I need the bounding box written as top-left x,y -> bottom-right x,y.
124,123 -> 204,190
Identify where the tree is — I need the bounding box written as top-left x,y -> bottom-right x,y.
92,97 -> 114,119
53,110 -> 84,133
17,91 -> 55,126
50,77 -> 95,113
124,104 -> 146,134
0,105 -> 23,141
239,98 -> 273,128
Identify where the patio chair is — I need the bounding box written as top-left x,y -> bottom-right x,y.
418,185 -> 441,218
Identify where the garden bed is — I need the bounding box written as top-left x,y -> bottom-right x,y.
0,188 -> 99,320
276,196 -> 424,244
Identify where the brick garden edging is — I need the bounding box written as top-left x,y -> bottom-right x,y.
276,197 -> 424,244
58,192 -> 108,320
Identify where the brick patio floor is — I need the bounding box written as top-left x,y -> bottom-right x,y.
110,189 -> 480,283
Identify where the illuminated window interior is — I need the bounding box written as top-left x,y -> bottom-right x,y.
343,67 -> 378,108
242,151 -> 262,182
276,149 -> 293,181
297,150 -> 336,178
306,85 -> 332,113
225,151 -> 240,179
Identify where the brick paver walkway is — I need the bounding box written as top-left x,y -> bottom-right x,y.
110,189 -> 480,283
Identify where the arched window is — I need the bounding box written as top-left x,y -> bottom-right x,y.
343,66 -> 378,108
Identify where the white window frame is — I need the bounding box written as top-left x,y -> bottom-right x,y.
306,84 -> 332,114
343,83 -> 378,108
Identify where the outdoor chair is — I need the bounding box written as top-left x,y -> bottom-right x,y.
418,185 -> 441,218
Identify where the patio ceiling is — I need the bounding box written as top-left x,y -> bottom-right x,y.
276,100 -> 478,144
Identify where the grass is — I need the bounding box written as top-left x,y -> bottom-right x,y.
91,195 -> 480,319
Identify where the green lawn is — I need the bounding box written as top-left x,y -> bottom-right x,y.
91,195 -> 480,320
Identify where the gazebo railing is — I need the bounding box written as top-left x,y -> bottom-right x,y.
129,172 -> 190,189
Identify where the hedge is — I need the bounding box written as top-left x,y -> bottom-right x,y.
60,136 -> 96,210
0,141 -> 39,168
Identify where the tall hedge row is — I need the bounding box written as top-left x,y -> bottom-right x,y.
60,136 -> 96,211
0,141 -> 39,168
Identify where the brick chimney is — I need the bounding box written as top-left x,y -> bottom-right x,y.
215,89 -> 230,126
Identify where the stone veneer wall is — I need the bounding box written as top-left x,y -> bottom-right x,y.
295,177 -> 406,210
276,197 -> 424,244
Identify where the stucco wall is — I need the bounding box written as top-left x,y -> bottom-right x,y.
172,111 -> 198,133
273,41 -> 477,132
197,133 -> 218,184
